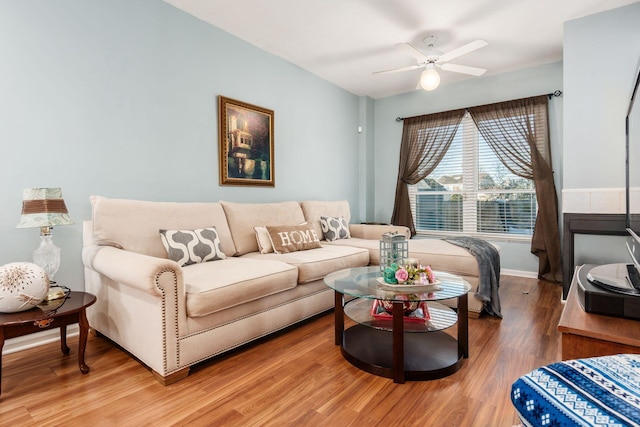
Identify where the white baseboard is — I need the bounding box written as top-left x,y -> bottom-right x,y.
501,268 -> 538,279
2,325 -> 79,355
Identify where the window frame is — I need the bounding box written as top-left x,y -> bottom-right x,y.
410,113 -> 537,242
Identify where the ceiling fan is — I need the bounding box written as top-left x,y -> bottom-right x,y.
374,36 -> 488,91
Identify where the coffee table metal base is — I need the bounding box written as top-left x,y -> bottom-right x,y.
341,325 -> 464,381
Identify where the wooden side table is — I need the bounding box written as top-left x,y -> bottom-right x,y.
558,265 -> 640,360
0,291 -> 96,397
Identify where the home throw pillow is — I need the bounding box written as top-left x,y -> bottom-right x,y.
320,216 -> 351,241
159,227 -> 226,266
266,224 -> 321,254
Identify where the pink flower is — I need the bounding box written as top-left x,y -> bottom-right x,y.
395,268 -> 409,283
425,265 -> 435,283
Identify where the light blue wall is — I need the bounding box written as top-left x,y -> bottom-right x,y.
4,1 -> 636,285
563,2 -> 640,190
358,96 -> 376,221
563,3 -> 640,267
372,62 -> 564,274
0,0 -> 361,289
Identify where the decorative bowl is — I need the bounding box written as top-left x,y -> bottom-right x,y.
0,262 -> 50,313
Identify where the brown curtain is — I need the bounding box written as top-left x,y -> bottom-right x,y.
390,109 -> 466,235
468,95 -> 562,283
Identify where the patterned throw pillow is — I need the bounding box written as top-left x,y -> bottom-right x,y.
266,224 -> 322,254
320,216 -> 351,241
159,227 -> 226,266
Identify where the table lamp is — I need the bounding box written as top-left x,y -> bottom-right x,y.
17,188 -> 73,283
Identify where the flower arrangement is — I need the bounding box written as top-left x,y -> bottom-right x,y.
382,262 -> 435,285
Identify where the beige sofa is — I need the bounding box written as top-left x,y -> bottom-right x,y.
82,197 -> 483,385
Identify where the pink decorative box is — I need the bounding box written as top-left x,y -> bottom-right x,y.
370,300 -> 431,323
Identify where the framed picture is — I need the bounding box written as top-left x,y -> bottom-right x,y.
218,96 -> 274,187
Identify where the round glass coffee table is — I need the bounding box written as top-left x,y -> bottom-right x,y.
324,266 -> 471,383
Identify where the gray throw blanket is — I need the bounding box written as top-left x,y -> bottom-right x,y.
443,237 -> 502,318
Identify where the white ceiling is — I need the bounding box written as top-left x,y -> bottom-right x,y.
164,0 -> 638,99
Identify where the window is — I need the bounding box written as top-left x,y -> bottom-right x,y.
409,113 -> 537,238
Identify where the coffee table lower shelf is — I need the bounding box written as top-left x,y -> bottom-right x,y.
341,324 -> 464,381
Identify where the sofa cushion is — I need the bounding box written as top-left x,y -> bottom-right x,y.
300,200 -> 351,242
185,278 -> 330,334
266,224 -> 322,254
241,245 -> 369,283
323,237 -> 381,264
221,201 -> 307,255
159,227 -> 226,266
326,237 -> 482,278
348,223 -> 411,240
408,238 -> 480,278
183,258 -> 298,317
320,216 -> 351,241
91,196 -> 237,258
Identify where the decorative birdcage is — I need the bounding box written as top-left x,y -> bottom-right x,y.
379,232 -> 408,272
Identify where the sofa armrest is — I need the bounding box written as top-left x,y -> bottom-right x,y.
82,245 -> 183,297
348,224 -> 411,240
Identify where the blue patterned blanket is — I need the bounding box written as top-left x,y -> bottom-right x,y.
511,354 -> 640,426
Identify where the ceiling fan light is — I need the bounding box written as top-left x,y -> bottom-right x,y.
420,68 -> 440,91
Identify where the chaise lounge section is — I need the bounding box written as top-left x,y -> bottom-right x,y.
82,197 -> 486,384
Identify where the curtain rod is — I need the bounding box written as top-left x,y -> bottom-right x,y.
395,90 -> 563,122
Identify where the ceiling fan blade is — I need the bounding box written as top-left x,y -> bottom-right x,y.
397,42 -> 429,63
372,64 -> 424,75
438,39 -> 488,63
441,63 -> 487,76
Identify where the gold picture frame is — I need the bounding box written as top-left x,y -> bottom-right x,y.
218,96 -> 274,187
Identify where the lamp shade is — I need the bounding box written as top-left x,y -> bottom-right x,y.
420,67 -> 441,91
17,188 -> 73,229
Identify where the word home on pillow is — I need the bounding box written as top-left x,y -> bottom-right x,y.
266,224 -> 322,254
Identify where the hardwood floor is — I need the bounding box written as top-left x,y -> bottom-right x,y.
1,275 -> 563,426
